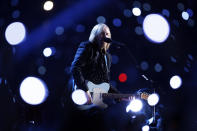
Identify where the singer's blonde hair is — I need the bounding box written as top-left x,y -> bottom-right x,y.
89,23 -> 109,43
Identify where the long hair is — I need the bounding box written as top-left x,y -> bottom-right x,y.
89,23 -> 108,43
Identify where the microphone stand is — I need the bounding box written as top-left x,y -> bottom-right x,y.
111,40 -> 158,128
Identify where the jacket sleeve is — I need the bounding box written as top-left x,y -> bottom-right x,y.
70,42 -> 91,92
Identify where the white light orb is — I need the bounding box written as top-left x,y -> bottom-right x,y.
71,89 -> 87,105
43,47 -> 52,57
170,75 -> 182,89
5,22 -> 26,45
19,77 -> 48,105
43,1 -> 54,11
142,125 -> 150,131
132,7 -> 141,16
143,14 -> 170,43
147,93 -> 159,106
126,99 -> 143,112
182,11 -> 189,20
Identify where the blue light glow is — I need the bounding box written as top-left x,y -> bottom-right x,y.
113,18 -> 122,27
123,9 -> 132,17
162,9 -> 170,17
140,61 -> 149,70
97,16 -> 106,23
186,9 -> 193,17
154,63 -> 163,72
55,26 -> 64,35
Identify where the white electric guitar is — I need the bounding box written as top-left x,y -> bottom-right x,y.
78,81 -> 149,110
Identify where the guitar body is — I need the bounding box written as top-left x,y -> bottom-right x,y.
78,81 -> 149,110
87,81 -> 110,108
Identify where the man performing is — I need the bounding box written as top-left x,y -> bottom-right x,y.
71,23 -> 119,99
70,23 -> 133,131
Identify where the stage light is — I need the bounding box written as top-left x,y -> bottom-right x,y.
123,9 -> 132,17
71,89 -> 87,105
119,73 -> 127,83
43,1 -> 54,11
147,93 -> 159,106
113,18 -> 122,27
19,77 -> 48,105
143,14 -> 170,43
126,99 -> 143,112
154,63 -> 162,72
170,75 -> 182,89
55,26 -> 64,35
182,11 -> 189,20
142,125 -> 150,131
186,9 -> 193,17
5,22 -> 26,45
162,9 -> 170,17
97,16 -> 106,24
43,47 -> 52,57
140,61 -> 149,71
132,7 -> 141,16
43,47 -> 56,57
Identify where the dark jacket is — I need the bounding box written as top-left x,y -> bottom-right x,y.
70,41 -> 119,93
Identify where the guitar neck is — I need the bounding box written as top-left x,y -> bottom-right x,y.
102,93 -> 134,99
102,93 -> 149,100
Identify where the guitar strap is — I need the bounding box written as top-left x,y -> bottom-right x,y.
104,54 -> 109,73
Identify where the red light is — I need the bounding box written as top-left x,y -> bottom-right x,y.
119,73 -> 127,82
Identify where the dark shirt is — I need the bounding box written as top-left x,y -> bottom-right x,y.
70,41 -> 119,93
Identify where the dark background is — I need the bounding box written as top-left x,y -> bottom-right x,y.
0,0 -> 197,130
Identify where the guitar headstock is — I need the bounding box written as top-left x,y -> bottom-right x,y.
140,92 -> 149,100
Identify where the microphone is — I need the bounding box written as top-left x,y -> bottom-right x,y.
103,37 -> 112,43
103,37 -> 125,46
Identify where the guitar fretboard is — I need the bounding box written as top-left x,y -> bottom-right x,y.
102,93 -> 149,100
102,93 -> 134,99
